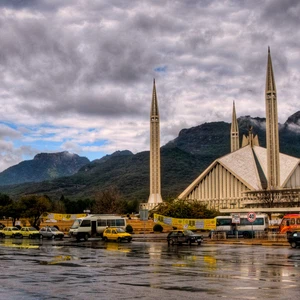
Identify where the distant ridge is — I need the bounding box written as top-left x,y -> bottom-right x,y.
1,112 -> 300,201
0,151 -> 89,186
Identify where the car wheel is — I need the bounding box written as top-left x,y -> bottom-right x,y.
291,242 -> 297,248
197,241 -> 201,245
104,237 -> 108,242
28,234 -> 32,239
51,235 -> 55,239
127,237 -> 132,243
84,233 -> 89,241
188,239 -> 192,246
40,235 -> 43,239
117,237 -> 121,243
171,238 -> 176,245
11,234 -> 15,238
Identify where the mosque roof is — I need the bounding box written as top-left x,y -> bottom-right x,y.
179,145 -> 300,199
218,145 -> 299,190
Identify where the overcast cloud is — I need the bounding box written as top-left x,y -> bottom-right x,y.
0,0 -> 300,172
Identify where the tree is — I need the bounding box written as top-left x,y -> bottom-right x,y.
0,193 -> 12,206
19,195 -> 51,228
92,187 -> 126,214
50,199 -> 66,213
151,199 -> 219,219
124,199 -> 139,214
0,193 -> 12,218
0,193 -> 23,226
60,196 -> 94,214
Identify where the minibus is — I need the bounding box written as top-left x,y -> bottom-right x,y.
69,214 -> 126,241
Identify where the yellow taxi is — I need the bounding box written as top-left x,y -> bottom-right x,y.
0,226 -> 22,238
19,227 -> 41,239
103,227 -> 132,242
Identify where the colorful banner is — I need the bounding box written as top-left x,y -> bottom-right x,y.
43,213 -> 86,221
153,214 -> 216,230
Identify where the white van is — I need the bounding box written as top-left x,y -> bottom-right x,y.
69,214 -> 127,241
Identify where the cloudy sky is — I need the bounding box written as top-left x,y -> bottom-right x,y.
0,0 -> 300,172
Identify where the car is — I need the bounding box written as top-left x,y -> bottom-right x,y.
0,226 -> 22,238
287,231 -> 300,248
39,226 -> 64,240
167,230 -> 203,245
19,227 -> 42,239
103,227 -> 132,242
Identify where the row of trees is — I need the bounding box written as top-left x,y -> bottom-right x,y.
1,190 -> 219,229
0,188 -> 139,228
0,193 -> 52,228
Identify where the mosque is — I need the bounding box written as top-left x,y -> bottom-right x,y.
178,48 -> 300,213
147,48 -> 300,214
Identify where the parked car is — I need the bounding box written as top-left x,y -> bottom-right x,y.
0,226 -> 22,238
287,231 -> 300,248
39,227 -> 64,240
19,227 -> 41,239
167,230 -> 203,245
103,227 -> 132,242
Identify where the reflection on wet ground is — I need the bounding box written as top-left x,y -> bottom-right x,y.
1,238 -> 300,299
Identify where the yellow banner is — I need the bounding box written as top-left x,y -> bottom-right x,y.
43,213 -> 86,221
153,214 -> 216,230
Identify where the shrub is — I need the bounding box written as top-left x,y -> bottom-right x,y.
125,224 -> 133,233
153,223 -> 163,233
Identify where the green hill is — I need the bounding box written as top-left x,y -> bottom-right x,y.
1,112 -> 300,202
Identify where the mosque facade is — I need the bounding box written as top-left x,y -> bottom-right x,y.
178,49 -> 300,212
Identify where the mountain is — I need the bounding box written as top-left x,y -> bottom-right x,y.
0,151 -> 90,186
1,112 -> 300,201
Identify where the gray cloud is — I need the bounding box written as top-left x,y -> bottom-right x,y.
0,0 -> 300,171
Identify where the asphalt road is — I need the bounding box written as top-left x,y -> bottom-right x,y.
0,237 -> 300,299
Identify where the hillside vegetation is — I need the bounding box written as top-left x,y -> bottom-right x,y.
1,112 -> 300,203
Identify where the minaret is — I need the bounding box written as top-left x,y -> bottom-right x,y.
230,101 -> 239,152
265,47 -> 280,189
148,79 -> 163,207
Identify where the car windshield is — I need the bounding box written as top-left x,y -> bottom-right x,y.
29,227 -> 37,231
183,230 -> 194,235
12,227 -> 19,231
50,227 -> 58,232
70,219 -> 81,229
116,228 -> 125,233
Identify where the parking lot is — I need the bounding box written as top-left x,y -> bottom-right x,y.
1,236 -> 300,299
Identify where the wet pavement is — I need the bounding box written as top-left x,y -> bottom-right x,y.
1,237 -> 300,299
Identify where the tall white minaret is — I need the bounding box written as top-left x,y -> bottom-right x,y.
148,79 -> 163,207
265,47 -> 280,189
230,101 -> 239,152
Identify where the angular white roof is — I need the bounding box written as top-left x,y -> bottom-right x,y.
179,145 -> 300,200
219,146 -> 260,190
218,145 -> 300,190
